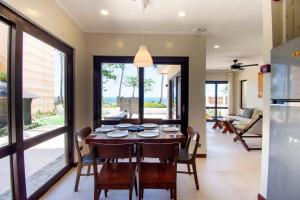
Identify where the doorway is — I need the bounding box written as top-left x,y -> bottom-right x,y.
93,56 -> 189,135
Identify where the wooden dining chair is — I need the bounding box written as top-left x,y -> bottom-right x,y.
120,118 -> 141,125
91,143 -> 137,200
177,127 -> 200,190
142,118 -> 163,125
74,127 -> 105,192
137,142 -> 179,200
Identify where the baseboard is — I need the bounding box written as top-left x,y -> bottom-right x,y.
196,154 -> 207,158
258,194 -> 266,200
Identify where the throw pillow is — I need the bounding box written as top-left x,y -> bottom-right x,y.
241,108 -> 254,118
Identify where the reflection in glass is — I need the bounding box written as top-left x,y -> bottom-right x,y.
22,33 -> 66,139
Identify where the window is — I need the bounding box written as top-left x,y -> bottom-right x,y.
0,4 -> 74,199
205,81 -> 229,120
23,33 -> 66,139
0,156 -> 12,199
24,134 -> 67,196
0,20 -> 10,147
241,80 -> 247,109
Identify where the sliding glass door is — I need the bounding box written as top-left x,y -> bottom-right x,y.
94,56 -> 188,135
0,4 -> 74,200
205,81 -> 229,120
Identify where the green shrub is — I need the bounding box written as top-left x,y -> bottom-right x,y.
0,126 -> 8,137
144,102 -> 167,108
0,72 -> 7,83
24,122 -> 41,130
34,110 -> 56,120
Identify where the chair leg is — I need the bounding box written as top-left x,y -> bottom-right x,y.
187,163 -> 191,174
134,177 -> 138,196
94,189 -> 101,200
105,190 -> 108,197
170,189 -> 173,199
191,160 -> 199,190
74,163 -> 82,192
129,189 -> 133,200
138,186 -> 142,200
87,165 -> 91,176
174,186 -> 177,200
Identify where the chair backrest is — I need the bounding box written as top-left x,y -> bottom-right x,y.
186,127 -> 200,158
137,142 -> 179,162
75,127 -> 92,162
120,118 -> 141,125
243,114 -> 263,135
91,143 -> 134,185
142,118 -> 163,125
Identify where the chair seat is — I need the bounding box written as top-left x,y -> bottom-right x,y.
140,163 -> 176,188
82,153 -> 104,164
177,149 -> 192,162
98,162 -> 137,189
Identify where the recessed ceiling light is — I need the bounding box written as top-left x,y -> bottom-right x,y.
214,45 -> 220,49
100,9 -> 109,16
178,11 -> 187,17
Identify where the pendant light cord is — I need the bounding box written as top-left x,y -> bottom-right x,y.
142,7 -> 145,45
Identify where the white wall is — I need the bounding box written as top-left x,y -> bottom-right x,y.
234,66 -> 263,113
4,0 -> 89,130
206,70 -> 228,81
86,33 -> 207,154
260,0 -> 274,197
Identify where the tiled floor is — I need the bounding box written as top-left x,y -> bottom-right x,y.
42,123 -> 261,200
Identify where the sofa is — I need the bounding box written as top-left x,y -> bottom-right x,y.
228,108 -> 263,129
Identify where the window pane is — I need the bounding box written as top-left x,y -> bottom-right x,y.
205,84 -> 215,107
0,156 -> 12,199
24,134 -> 67,197
101,63 -> 139,119
144,65 -> 181,120
206,108 -> 215,120
0,21 -> 10,147
217,109 -> 228,118
217,84 -> 228,107
23,32 -> 66,139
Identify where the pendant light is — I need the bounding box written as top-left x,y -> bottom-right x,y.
134,1 -> 153,67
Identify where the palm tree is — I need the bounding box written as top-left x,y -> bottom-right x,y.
159,74 -> 165,103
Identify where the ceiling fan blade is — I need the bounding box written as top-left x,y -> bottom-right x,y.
240,64 -> 259,67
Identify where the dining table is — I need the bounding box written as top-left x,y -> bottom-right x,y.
85,125 -> 186,145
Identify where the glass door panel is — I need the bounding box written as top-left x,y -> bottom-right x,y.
101,63 -> 139,120
0,156 -> 12,199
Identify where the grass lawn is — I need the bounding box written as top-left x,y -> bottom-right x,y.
36,115 -> 64,126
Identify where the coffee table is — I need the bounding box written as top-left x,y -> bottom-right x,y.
212,118 -> 236,134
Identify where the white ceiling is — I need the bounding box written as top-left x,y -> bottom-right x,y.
55,0 -> 263,70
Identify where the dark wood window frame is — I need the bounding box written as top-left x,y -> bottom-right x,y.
206,81 -> 229,121
240,80 -> 247,109
93,56 -> 189,137
0,3 -> 74,200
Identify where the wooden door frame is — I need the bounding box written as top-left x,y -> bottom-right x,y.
93,56 -> 189,136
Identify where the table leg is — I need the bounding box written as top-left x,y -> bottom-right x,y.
222,121 -> 234,133
213,121 -> 223,129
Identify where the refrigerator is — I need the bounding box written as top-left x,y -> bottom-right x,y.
268,36 -> 300,200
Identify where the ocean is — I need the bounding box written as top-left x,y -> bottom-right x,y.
103,97 -> 168,104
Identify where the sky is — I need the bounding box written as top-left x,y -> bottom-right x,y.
102,63 -> 168,98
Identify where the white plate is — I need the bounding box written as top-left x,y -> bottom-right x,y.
116,123 -> 133,129
142,123 -> 158,129
107,131 -> 129,138
138,130 -> 159,138
95,127 -> 115,133
162,127 -> 179,132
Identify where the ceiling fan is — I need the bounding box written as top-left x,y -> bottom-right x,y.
230,59 -> 258,70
